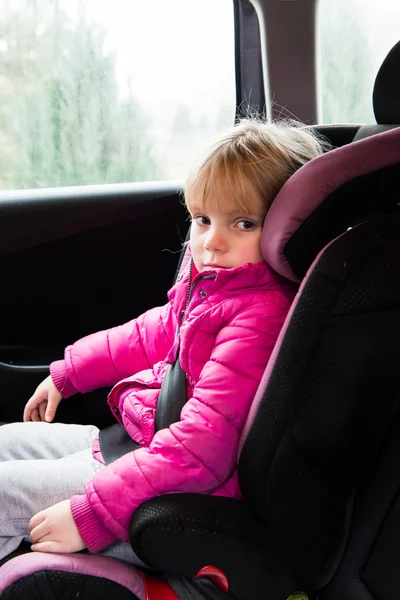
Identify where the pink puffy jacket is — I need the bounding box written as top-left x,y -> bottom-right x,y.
50,259 -> 296,551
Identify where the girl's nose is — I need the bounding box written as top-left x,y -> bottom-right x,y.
204,228 -> 227,253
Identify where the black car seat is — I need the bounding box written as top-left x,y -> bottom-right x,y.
313,44 -> 400,600
1,43 -> 400,600
126,129 -> 400,600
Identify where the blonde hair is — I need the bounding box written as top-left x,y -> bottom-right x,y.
185,118 -> 325,216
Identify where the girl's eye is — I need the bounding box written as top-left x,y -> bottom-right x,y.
237,220 -> 256,230
194,215 -> 210,226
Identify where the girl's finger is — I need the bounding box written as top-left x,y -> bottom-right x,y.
45,402 -> 56,423
23,399 -> 35,422
31,407 -> 40,422
39,402 -> 47,422
31,541 -> 60,553
29,512 -> 45,532
29,522 -> 51,544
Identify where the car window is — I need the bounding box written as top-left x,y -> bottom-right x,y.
0,0 -> 235,189
318,0 -> 400,124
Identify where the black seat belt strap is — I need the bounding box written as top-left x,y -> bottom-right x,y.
98,421 -> 140,464
99,350 -> 187,465
155,350 -> 187,431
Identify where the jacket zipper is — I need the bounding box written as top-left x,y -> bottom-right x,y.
180,258 -> 216,325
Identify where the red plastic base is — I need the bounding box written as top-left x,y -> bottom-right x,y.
141,572 -> 179,600
195,565 -> 229,593
141,565 -> 229,598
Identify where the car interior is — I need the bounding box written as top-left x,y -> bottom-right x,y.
0,0 -> 399,598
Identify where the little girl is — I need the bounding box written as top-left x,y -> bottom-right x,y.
0,119 -> 323,563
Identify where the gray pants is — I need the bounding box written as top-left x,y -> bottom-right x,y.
0,422 -> 141,565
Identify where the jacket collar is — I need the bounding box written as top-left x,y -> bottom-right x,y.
168,258 -> 284,312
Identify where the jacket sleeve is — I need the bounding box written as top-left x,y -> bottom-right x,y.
51,302 -> 176,397
70,297 -> 290,550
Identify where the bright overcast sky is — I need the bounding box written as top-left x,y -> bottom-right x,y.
57,0 -> 400,129
59,0 -> 236,130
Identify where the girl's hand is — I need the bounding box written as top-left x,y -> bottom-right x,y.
23,375 -> 62,422
29,499 -> 86,554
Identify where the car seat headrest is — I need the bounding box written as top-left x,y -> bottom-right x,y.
261,127 -> 400,282
373,40 -> 400,125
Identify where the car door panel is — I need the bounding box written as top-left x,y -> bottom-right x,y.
0,183 -> 189,425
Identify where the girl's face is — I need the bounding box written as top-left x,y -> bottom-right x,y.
188,185 -> 265,272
